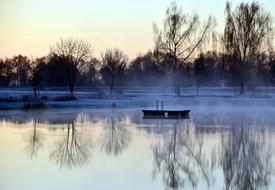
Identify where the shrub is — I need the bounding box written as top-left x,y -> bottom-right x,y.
22,102 -> 46,109
41,96 -> 49,100
52,95 -> 77,101
0,97 -> 19,102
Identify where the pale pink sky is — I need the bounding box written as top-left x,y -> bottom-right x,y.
0,0 -> 274,60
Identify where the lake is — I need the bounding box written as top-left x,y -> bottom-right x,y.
0,106 -> 275,190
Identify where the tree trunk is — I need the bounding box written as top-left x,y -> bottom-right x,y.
110,78 -> 114,96
240,80 -> 244,95
69,87 -> 74,96
69,77 -> 74,95
33,87 -> 37,99
69,70 -> 75,96
196,77 -> 199,96
239,61 -> 245,95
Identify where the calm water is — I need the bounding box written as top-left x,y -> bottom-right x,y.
1,107 -> 275,190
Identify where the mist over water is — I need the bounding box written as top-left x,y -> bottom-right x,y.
0,101 -> 275,190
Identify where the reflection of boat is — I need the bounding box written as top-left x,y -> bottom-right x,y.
142,109 -> 190,119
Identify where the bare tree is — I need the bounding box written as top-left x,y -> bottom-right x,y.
50,38 -> 91,95
223,1 -> 273,94
100,48 -> 128,95
154,1 -> 214,96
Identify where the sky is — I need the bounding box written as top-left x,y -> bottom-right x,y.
0,0 -> 274,60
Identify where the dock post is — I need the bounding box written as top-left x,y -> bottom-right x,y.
161,101 -> 164,110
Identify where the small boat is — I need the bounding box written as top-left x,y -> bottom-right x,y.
142,109 -> 190,119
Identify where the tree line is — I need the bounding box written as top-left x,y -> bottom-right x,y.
0,1 -> 274,95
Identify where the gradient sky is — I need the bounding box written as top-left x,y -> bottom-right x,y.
0,0 -> 274,60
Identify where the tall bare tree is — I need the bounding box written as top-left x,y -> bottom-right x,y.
50,38 -> 91,95
223,1 -> 273,94
100,48 -> 128,95
154,1 -> 214,96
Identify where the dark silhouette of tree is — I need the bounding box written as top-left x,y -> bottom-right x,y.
100,48 -> 128,95
31,57 -> 46,98
50,38 -> 91,95
0,59 -> 13,86
78,57 -> 100,86
269,49 -> 275,85
194,54 -> 207,96
152,121 -> 214,189
219,125 -> 273,190
194,51 -> 225,95
46,54 -> 68,86
100,117 -> 131,157
10,55 -> 32,86
24,117 -> 44,158
50,120 -> 92,169
255,52 -> 271,94
153,1 -> 214,96
223,1 -> 273,94
127,51 -> 163,86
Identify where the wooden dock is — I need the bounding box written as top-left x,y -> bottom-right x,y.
142,109 -> 190,119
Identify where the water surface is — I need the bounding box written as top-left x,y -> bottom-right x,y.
0,107 -> 275,190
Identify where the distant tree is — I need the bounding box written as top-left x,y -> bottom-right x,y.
11,55 -> 32,86
0,59 -> 13,86
128,51 -> 162,86
31,57 -> 47,98
269,49 -> 275,85
46,54 -> 67,86
100,49 -> 128,95
153,1 -> 214,96
78,57 -> 100,86
51,38 -> 91,95
223,1 -> 273,94
194,54 -> 206,96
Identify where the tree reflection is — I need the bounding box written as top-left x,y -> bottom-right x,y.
220,125 -> 273,190
50,120 -> 92,169
152,121 -> 214,189
100,117 -> 131,156
24,117 -> 44,158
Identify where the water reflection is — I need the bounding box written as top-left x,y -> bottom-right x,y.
152,120 -> 214,189
1,109 -> 275,189
100,117 -> 132,157
24,116 -> 44,158
50,120 -> 92,169
220,124 -> 273,190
